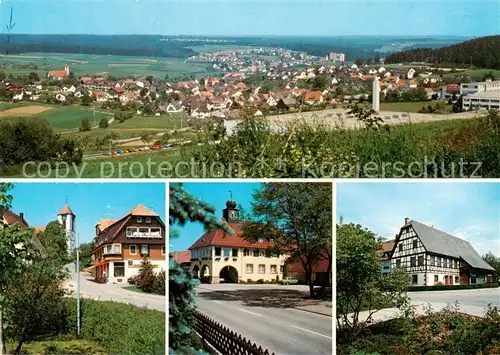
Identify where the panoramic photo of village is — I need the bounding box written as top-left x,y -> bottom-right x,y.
0,1 -> 497,178
169,182 -> 333,355
0,182 -> 166,355
336,182 -> 500,355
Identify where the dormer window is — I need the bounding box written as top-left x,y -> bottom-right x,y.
146,217 -> 151,224
137,217 -> 142,223
258,237 -> 264,243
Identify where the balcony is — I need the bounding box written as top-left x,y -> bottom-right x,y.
126,231 -> 162,239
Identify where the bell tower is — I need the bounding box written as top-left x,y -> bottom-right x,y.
222,191 -> 239,223
57,203 -> 76,253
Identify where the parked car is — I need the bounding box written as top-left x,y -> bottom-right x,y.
280,277 -> 299,285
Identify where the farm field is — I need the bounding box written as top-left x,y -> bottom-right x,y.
0,102 -> 111,131
0,52 -> 221,79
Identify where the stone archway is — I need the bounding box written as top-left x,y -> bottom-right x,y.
219,265 -> 238,283
200,264 -> 211,283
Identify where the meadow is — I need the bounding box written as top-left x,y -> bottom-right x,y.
0,101 -> 111,131
0,52 -> 221,79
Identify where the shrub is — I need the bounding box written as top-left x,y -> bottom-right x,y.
99,117 -> 108,128
153,270 -> 166,295
137,258 -> 156,292
80,118 -> 91,132
127,275 -> 138,285
257,279 -> 264,284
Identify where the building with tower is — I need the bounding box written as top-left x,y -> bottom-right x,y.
57,204 -> 76,253
188,199 -> 289,284
48,64 -> 70,81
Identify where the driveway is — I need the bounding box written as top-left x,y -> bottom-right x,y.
64,264 -> 165,312
195,284 -> 332,355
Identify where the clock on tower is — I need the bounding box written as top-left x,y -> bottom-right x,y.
223,199 -> 239,223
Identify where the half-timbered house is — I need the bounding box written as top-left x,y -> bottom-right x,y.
390,218 -> 494,287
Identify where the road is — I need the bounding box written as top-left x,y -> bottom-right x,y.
64,263 -> 165,312
408,288 -> 500,316
195,284 -> 332,355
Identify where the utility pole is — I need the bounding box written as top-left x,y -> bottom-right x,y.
76,232 -> 81,336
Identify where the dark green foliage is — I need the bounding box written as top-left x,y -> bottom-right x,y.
385,35 -> 500,69
98,118 -> 108,128
80,119 -> 91,132
409,282 -> 499,292
81,94 -> 93,106
153,270 -> 166,295
137,258 -> 156,292
0,118 -> 83,174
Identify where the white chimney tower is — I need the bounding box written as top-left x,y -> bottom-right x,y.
372,77 -> 380,113
57,204 -> 76,253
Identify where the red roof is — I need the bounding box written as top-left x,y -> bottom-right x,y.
34,226 -> 47,234
286,256 -> 331,273
189,221 -> 275,249
58,204 -> 74,216
48,70 -> 68,78
1,208 -> 29,228
170,251 -> 191,264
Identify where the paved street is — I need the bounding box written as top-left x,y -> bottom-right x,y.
195,284 -> 333,355
64,264 -> 165,312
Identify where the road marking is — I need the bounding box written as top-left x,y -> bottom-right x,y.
291,325 -> 332,339
238,308 -> 262,317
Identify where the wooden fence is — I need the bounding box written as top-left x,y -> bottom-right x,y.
195,311 -> 275,355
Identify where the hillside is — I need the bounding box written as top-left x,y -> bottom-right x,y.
384,35 -> 500,69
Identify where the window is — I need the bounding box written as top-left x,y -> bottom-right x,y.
398,244 -> 403,252
438,257 -> 442,267
471,275 -> 477,284
106,245 -> 112,254
430,256 -> 435,266
410,257 -> 416,267
140,245 -> 149,255
215,247 -> 221,257
127,227 -> 137,237
270,265 -> 277,274
258,264 -> 265,274
253,249 -> 259,256
396,259 -> 401,268
454,260 -> 458,269
128,260 -> 133,267
129,245 -> 137,255
412,275 -> 418,285
232,248 -> 238,257
280,265 -> 284,273
258,237 -> 264,243
413,240 -> 418,249
272,252 -> 279,258
146,217 -> 151,224
246,264 -> 253,274
244,248 -> 252,257
161,245 -> 166,255
113,244 -> 121,254
259,250 -> 265,257
418,255 -> 424,266
434,275 -> 438,283
114,262 -> 125,277
455,276 -> 459,284
223,247 -> 231,257
139,227 -> 149,234
137,217 -> 142,223
150,227 -> 161,236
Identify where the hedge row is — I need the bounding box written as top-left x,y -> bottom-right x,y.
63,298 -> 165,354
409,282 -> 499,292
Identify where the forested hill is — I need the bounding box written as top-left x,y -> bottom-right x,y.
384,36 -> 500,69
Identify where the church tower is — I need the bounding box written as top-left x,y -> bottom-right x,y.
372,76 -> 380,113
222,199 -> 239,223
57,204 -> 75,253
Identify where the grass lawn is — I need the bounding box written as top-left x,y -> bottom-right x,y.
122,285 -> 147,293
7,338 -> 107,355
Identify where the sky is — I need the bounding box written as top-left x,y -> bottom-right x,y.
1,0 -> 498,37
9,182 -> 166,244
337,182 -> 500,257
170,182 -> 260,252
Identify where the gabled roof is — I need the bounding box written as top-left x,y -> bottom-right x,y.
0,208 -> 29,228
129,204 -> 158,217
170,251 -> 191,264
189,220 -> 274,249
404,220 -> 494,271
96,219 -> 117,233
58,204 -> 74,216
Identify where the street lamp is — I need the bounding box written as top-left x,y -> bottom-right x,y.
62,215 -> 81,337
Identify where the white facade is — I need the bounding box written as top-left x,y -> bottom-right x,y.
372,77 -> 380,113
57,212 -> 75,253
107,258 -> 167,284
462,91 -> 500,111
460,80 -> 500,96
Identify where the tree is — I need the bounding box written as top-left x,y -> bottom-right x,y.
81,94 -> 93,106
137,258 -> 156,292
374,55 -> 381,65
99,117 -> 108,128
483,252 -> 500,282
336,222 -> 410,342
73,242 -> 93,270
355,59 -> 364,67
37,221 -> 68,263
80,118 -> 91,132
169,183 -> 229,353
312,76 -> 328,91
145,75 -> 154,85
0,71 -> 5,82
141,132 -> 154,146
241,183 -> 332,299
27,72 -> 39,83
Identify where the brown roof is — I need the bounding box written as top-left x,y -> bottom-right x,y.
34,226 -> 46,234
287,255 -> 331,273
129,204 -> 158,217
48,70 -> 68,78
304,91 -> 323,101
170,251 -> 191,264
0,208 -> 29,228
381,239 -> 395,261
58,204 -> 74,216
189,220 -> 275,249
96,219 -> 117,233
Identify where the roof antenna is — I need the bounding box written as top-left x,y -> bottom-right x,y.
65,195 -> 68,204
229,190 -> 233,200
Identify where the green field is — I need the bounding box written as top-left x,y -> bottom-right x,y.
0,102 -> 112,131
0,52 -> 221,79
378,101 -> 453,113
442,68 -> 500,79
